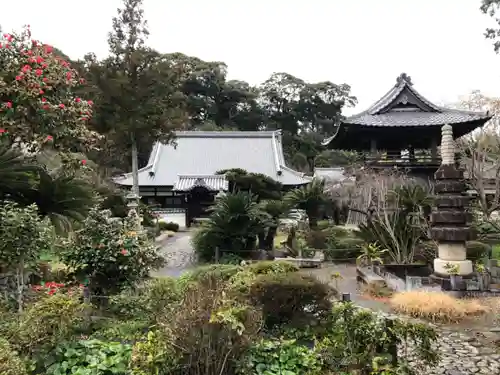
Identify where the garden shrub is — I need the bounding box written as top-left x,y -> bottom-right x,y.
324,237 -> 365,261
11,292 -> 86,363
466,240 -> 491,261
219,252 -> 244,264
185,264 -> 244,283
316,303 -> 439,373
47,339 -> 132,375
249,272 -> 334,328
91,318 -> 149,343
61,207 -> 165,296
246,260 -> 299,275
0,338 -> 28,375
390,291 -> 489,323
317,220 -> 330,230
158,221 -> 180,232
239,338 -> 322,375
108,277 -> 184,321
305,230 -> 329,249
137,281 -> 262,375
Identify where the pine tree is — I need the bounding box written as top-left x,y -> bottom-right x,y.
105,0 -> 186,205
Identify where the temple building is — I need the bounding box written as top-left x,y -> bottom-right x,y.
322,73 -> 492,176
114,130 -> 311,227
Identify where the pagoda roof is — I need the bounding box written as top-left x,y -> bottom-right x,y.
114,131 -> 311,187
323,73 -> 492,147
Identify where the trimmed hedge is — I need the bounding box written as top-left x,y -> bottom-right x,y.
249,272 -> 335,328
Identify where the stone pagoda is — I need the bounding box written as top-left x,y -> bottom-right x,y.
431,124 -> 473,282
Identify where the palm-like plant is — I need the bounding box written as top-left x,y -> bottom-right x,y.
285,178 -> 327,229
193,192 -> 269,261
22,168 -> 96,234
0,141 -> 39,200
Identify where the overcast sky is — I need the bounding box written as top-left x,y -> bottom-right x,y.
2,0 -> 500,114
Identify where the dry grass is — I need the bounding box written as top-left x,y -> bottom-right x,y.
361,283 -> 394,300
390,291 -> 490,324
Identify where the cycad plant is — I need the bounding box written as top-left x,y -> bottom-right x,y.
285,178 -> 327,229
192,192 -> 269,261
0,138 -> 39,200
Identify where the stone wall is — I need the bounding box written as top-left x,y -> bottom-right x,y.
402,326 -> 500,375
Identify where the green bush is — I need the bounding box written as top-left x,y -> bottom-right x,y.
159,221 -> 180,232
324,237 -> 365,261
305,230 -> 329,249
317,220 -> 330,230
91,319 -> 149,342
466,240 -> 491,262
249,273 -> 334,328
239,338 -> 322,375
325,226 -> 350,239
0,338 -> 28,375
108,277 -> 184,321
131,281 -> 262,375
185,264 -> 244,283
61,207 -> 165,296
47,339 -> 132,375
246,260 -> 299,275
11,292 -> 86,365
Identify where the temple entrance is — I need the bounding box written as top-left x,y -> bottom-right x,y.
187,186 -> 215,225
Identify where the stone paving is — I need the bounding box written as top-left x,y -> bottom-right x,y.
151,232 -> 196,278
304,264 -> 500,375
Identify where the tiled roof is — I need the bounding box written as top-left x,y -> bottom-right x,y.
114,131 -> 312,187
173,175 -> 229,191
342,73 -> 492,128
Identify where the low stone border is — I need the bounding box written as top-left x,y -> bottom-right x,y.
356,266 -> 386,286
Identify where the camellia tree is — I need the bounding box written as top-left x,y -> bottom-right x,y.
0,26 -> 99,153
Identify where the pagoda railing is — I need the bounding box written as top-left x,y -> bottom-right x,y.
361,151 -> 441,168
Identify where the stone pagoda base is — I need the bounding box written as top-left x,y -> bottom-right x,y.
433,242 -> 473,276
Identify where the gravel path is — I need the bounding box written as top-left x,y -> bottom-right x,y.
151,232 -> 196,278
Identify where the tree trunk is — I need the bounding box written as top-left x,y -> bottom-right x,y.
131,136 -> 140,199
16,257 -> 25,314
263,226 -> 277,251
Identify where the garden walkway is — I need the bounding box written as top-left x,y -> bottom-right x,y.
151,232 -> 196,278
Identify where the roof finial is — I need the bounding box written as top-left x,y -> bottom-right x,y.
396,73 -> 412,86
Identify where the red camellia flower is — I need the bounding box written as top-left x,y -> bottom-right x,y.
87,100 -> 93,106
36,56 -> 44,64
44,44 -> 53,53
59,103 -> 65,109
5,102 -> 12,108
42,77 -> 48,83
120,249 -> 128,256
46,135 -> 53,141
66,71 -> 72,80
15,75 -> 22,80
39,89 -> 44,95
41,97 -> 46,102
32,40 -> 37,47
35,69 -> 43,76
43,104 -> 50,110
0,129 -> 5,133
81,159 -> 87,165
22,65 -> 31,73
75,97 -> 81,103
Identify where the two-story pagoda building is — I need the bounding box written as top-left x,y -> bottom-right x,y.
322,73 -> 492,176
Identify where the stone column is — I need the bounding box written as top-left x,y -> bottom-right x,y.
431,124 -> 473,277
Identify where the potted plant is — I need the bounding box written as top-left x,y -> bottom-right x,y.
475,263 -> 491,291
357,242 -> 387,273
444,263 -> 461,290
